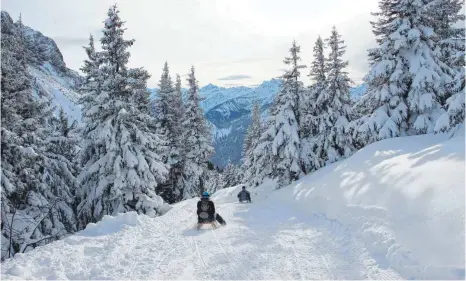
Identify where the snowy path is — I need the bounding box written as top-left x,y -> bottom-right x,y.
2,195 -> 401,280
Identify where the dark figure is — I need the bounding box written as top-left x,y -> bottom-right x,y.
197,191 -> 226,226
237,186 -> 251,203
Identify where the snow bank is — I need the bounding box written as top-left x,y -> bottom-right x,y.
261,128 -> 465,279
77,212 -> 140,237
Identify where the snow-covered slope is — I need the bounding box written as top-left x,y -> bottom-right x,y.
269,126 -> 465,279
8,10 -> 83,122
2,128 -> 463,280
29,63 -> 82,121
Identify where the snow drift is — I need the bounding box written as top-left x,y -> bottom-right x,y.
260,126 -> 465,279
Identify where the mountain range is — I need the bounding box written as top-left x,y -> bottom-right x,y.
14,10 -> 367,168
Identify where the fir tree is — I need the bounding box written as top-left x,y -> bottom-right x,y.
356,0 -> 449,143
182,66 -> 214,197
300,36 -> 327,173
242,101 -> 263,184
77,5 -> 168,227
39,108 -> 80,235
319,26 -> 354,162
1,11 -> 77,259
153,63 -> 186,203
223,159 -> 241,188
431,0 -> 465,132
170,73 -> 186,201
252,41 -> 306,188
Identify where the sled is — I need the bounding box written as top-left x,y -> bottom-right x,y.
196,221 -> 218,230
238,200 -> 251,204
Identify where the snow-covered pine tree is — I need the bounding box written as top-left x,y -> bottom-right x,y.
242,101 -> 262,159
170,73 -> 186,201
242,101 -> 264,184
77,5 -> 169,227
1,11 -> 43,259
79,34 -> 102,111
431,0 -> 465,132
356,0 -> 450,144
222,159 -> 241,188
318,26 -> 354,163
153,63 -> 186,203
39,108 -> 80,236
252,41 -> 306,188
1,12 -> 78,259
182,66 -> 214,197
205,169 -> 225,194
154,62 -> 174,144
299,36 -> 327,173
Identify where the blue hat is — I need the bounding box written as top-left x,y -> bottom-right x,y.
202,191 -> 210,198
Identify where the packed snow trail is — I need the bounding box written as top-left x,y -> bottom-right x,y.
2,129 -> 463,280
2,194 -> 401,280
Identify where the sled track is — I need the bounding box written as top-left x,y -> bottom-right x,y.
1,195 -> 404,280
193,237 -> 213,280
210,228 -> 244,279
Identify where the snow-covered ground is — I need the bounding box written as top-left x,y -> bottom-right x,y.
2,128 -> 464,280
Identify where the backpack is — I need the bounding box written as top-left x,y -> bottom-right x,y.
199,201 -> 211,219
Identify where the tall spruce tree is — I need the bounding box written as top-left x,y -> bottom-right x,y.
222,159 -> 241,188
320,26 -> 354,163
299,36 -> 327,173
182,66 -> 214,197
77,5 -> 168,227
153,64 -> 186,203
356,0 -> 450,144
242,101 -> 263,184
170,74 -> 186,201
431,0 -> 465,132
252,41 -> 306,188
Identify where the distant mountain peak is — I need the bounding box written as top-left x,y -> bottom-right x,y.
201,83 -> 220,91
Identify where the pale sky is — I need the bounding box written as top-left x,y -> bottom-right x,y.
2,0 -> 379,88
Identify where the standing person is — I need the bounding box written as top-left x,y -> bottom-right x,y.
196,191 -> 226,228
237,186 -> 251,203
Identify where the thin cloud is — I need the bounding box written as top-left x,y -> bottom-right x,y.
217,74 -> 252,81
53,36 -> 89,47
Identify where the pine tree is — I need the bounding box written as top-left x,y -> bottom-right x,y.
356,0 -> 449,143
153,64 -> 186,203
154,62 -> 175,144
39,108 -> 80,235
431,0 -> 465,132
223,159 -> 241,188
300,36 -> 327,173
1,11 -> 77,259
170,73 -> 186,200
252,41 -> 306,188
242,101 -> 264,184
77,5 -> 168,227
319,26 -> 354,163
182,66 -> 214,197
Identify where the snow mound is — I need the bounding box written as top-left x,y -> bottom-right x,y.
259,127 -> 465,279
77,212 -> 140,237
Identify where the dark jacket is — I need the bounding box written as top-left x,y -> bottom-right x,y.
237,190 -> 251,202
197,198 -> 215,221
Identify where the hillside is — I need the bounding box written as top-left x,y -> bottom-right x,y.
2,128 -> 463,280
1,11 -> 82,123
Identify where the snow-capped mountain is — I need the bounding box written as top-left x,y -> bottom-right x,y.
197,80 -> 366,168
3,10 -> 84,123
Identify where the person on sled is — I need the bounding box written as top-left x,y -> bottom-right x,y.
237,186 -> 251,203
197,191 -> 226,228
